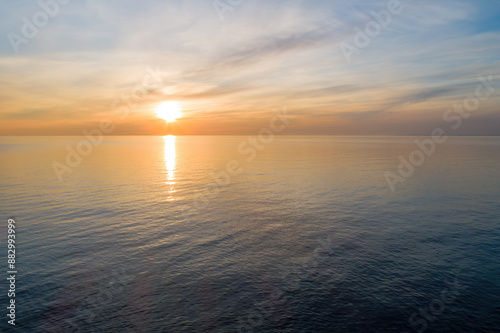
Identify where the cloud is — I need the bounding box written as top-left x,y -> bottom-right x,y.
0,0 -> 499,135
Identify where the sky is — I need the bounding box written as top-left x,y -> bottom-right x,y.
0,0 -> 499,135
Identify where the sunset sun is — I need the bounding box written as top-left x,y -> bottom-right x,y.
155,101 -> 183,123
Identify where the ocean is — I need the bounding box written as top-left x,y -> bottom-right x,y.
1,136 -> 499,332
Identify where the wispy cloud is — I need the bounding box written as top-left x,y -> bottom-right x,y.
0,0 -> 499,135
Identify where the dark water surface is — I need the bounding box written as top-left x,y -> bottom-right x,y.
1,136 -> 499,332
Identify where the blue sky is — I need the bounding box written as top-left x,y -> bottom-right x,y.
0,0 -> 499,135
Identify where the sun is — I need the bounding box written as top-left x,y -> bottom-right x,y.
155,101 -> 183,123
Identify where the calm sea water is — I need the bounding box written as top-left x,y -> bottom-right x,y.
0,136 -> 499,332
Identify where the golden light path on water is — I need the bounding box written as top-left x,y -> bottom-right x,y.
163,135 -> 176,200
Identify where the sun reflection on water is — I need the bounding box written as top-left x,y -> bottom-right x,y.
163,135 -> 176,200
